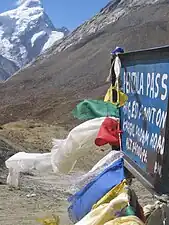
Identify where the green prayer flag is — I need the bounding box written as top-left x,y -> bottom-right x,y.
72,99 -> 119,120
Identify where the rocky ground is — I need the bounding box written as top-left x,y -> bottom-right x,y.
0,169 -> 73,225
0,169 -> 154,225
0,167 -> 154,225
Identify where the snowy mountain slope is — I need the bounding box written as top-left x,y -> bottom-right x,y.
0,0 -> 67,80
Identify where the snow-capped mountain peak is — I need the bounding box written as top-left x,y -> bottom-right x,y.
0,0 -> 67,80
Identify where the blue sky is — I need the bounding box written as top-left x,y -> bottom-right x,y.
0,0 -> 111,31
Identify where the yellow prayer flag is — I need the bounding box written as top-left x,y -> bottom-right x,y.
104,85 -> 128,107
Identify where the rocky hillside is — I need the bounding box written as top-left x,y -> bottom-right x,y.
0,0 -> 169,126
40,0 -> 166,58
